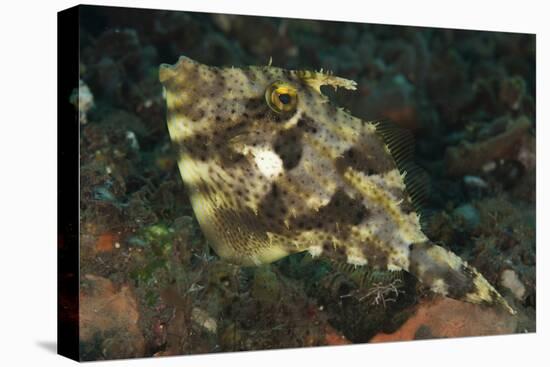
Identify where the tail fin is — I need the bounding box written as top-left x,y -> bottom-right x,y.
408,242 -> 516,315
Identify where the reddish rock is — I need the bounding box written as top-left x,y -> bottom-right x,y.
80,274 -> 145,360
445,116 -> 531,176
370,297 -> 517,343
351,75 -> 420,131
324,325 -> 352,345
95,233 -> 117,253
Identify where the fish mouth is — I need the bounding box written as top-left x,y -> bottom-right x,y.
159,55 -> 199,85
159,55 -> 209,128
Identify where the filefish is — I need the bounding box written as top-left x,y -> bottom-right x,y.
159,56 -> 515,314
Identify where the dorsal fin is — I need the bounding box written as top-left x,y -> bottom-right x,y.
374,120 -> 432,227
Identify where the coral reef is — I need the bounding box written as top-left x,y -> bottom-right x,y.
445,115 -> 532,176
75,6 -> 535,359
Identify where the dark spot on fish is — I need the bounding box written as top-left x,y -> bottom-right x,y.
361,242 -> 389,268
289,189 -> 369,238
245,97 -> 263,110
270,183 -> 279,198
320,240 -> 347,262
335,142 -> 394,176
273,127 -> 303,170
297,115 -> 318,134
442,264 -> 476,299
195,179 -> 214,198
257,183 -> 289,232
354,209 -> 366,225
396,192 -> 416,214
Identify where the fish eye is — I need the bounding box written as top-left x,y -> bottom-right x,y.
265,81 -> 298,114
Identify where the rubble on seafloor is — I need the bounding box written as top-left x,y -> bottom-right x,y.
76,7 -> 535,359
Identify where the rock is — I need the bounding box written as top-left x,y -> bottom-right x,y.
251,266 -> 283,307
70,80 -> 94,124
324,325 -> 352,345
95,232 -> 117,253
452,204 -> 480,231
370,297 -> 517,342
500,269 -> 526,301
445,116 -> 531,176
191,307 -> 217,334
79,274 -> 145,360
499,76 -> 526,111
463,175 -> 489,189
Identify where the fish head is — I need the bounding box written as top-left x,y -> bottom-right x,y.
159,56 -> 358,151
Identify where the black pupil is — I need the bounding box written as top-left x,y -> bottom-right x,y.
278,93 -> 291,105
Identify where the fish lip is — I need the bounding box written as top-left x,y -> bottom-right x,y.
158,55 -> 198,84
158,63 -> 175,83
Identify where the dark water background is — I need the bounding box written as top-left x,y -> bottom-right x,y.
76,5 -> 535,360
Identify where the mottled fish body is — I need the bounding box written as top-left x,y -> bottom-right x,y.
159,56 -> 514,314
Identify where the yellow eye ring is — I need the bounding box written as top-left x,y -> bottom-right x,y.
265,81 -> 298,114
